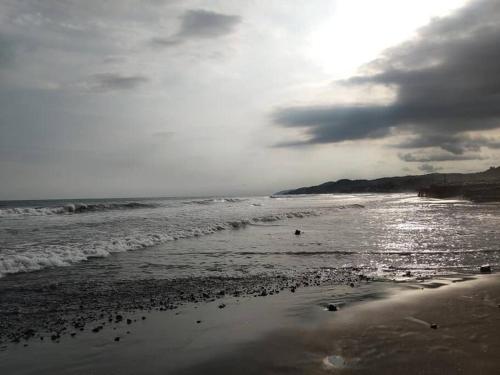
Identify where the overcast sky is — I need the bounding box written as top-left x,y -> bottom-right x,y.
1,0 -> 499,199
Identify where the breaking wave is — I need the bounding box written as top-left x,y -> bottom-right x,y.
183,198 -> 247,205
0,209 -> 326,277
0,202 -> 156,217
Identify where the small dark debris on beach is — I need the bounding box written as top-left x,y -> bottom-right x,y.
430,323 -> 438,329
328,304 -> 338,312
294,229 -> 301,235
480,265 -> 492,273
0,268 -> 367,345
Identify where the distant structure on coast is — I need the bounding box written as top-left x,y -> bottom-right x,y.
278,166 -> 500,202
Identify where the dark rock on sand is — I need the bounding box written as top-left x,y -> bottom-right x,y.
480,265 -> 492,273
114,337 -> 120,342
295,229 -> 301,235
0,268 -> 364,345
126,319 -> 132,325
328,304 -> 338,312
218,304 -> 226,309
430,323 -> 438,329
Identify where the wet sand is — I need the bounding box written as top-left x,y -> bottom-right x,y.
0,275 -> 498,374
174,274 -> 500,375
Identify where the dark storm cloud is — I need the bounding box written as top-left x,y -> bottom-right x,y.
152,9 -> 241,47
418,164 -> 442,173
398,152 -> 485,162
395,134 -> 500,155
274,0 -> 500,158
88,73 -> 149,92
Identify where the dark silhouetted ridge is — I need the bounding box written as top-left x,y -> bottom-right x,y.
277,167 -> 500,202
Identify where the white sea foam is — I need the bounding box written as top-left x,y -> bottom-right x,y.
0,202 -> 156,217
0,208 -> 326,277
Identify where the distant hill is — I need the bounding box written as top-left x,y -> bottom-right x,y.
277,167 -> 500,197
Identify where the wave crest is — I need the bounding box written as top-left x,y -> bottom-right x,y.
0,202 -> 156,217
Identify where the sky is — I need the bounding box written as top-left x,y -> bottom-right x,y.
1,0 -> 500,199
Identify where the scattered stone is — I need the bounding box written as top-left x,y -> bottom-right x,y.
23,329 -> 36,339
328,304 -> 338,312
323,354 -> 349,369
430,323 -> 438,329
0,268 -> 371,345
141,316 -> 146,320
294,229 -> 301,235
196,320 -> 201,324
218,304 -> 226,309
114,337 -> 120,342
126,319 -> 132,325
480,265 -> 492,273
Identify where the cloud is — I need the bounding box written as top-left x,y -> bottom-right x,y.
398,151 -> 485,162
0,33 -> 17,67
418,163 -> 443,173
274,0 -> 500,158
87,73 -> 149,92
395,134 -> 500,155
152,131 -> 175,139
152,9 -> 241,47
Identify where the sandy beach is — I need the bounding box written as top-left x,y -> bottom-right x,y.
1,274 -> 498,374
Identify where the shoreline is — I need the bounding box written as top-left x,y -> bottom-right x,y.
1,273 -> 498,374
174,273 -> 500,375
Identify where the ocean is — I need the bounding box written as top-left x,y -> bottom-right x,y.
1,193 -> 499,279
0,193 -> 499,343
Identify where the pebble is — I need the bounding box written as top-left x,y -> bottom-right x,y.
328,304 -> 338,312
430,323 -> 438,329
480,265 -> 492,273
0,269 -> 365,345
